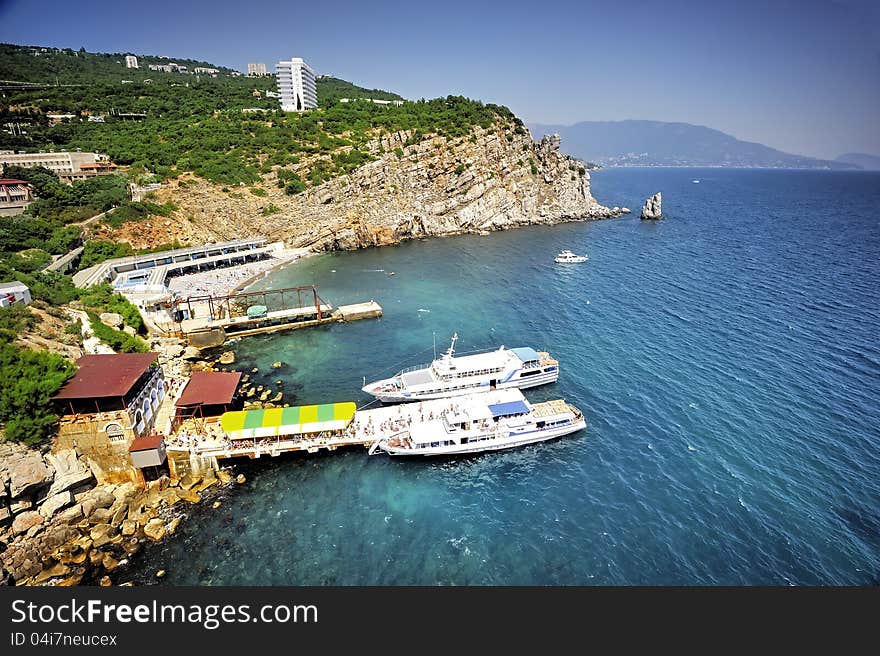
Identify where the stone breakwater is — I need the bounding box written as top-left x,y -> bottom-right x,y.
136,125 -> 629,251
0,439 -> 244,586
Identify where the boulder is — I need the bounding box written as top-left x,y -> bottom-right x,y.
120,520 -> 138,536
216,469 -> 233,485
81,488 -> 115,517
8,452 -> 52,499
112,482 -> 139,505
176,487 -> 201,504
0,505 -> 11,527
11,511 -> 43,536
89,507 -> 114,524
38,491 -> 74,519
167,516 -> 182,535
123,326 -> 137,336
56,504 -> 84,525
34,562 -> 70,584
194,477 -> 217,494
143,518 -> 166,542
183,346 -> 202,360
89,523 -> 117,547
178,474 -> 201,491
102,554 -> 121,572
235,474 -> 246,485
99,312 -> 124,329
218,351 -> 236,365
640,192 -> 662,220
160,488 -> 181,506
110,502 -> 128,527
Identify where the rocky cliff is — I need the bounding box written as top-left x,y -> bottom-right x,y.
101,124 -> 628,251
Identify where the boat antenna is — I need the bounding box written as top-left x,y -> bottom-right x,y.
433,331 -> 436,360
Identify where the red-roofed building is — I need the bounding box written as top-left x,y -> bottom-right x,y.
175,370 -> 242,422
53,353 -> 167,484
0,178 -> 31,216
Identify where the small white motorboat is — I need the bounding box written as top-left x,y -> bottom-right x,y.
554,250 -> 588,263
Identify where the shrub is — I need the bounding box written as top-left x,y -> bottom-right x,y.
454,164 -> 466,175
394,148 -> 404,159
529,159 -> 538,175
262,204 -> 281,216
0,341 -> 76,444
78,283 -> 145,333
284,177 -> 306,195
0,304 -> 35,341
250,187 -> 267,197
87,311 -> 148,352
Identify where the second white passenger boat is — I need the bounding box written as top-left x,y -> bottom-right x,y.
362,333 -> 559,403
367,388 -> 586,456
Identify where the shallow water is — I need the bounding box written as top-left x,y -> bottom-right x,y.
125,168 -> 880,585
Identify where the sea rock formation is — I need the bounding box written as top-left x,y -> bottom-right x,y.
640,192 -> 662,220
130,125 -> 629,251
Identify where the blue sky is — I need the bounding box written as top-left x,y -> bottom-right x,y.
1,0 -> 877,159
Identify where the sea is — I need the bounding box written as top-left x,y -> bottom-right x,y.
123,168 -> 880,585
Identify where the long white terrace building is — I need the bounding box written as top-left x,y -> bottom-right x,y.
276,57 -> 317,111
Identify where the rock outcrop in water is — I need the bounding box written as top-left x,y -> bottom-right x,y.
640,192 -> 662,220
108,125 -> 629,251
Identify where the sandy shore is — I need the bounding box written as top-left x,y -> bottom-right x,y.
165,248 -> 310,298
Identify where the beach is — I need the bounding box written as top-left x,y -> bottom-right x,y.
165,248 -> 310,298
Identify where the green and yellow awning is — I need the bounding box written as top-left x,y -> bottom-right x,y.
220,402 -> 356,440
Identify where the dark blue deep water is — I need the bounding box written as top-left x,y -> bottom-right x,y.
128,169 -> 880,585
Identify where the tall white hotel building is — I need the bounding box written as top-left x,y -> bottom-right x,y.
276,57 -> 317,111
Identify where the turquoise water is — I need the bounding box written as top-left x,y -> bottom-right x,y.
126,169 -> 880,585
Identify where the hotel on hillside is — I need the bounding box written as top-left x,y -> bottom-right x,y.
276,57 -> 317,111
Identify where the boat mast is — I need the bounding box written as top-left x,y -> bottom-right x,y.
444,333 -> 458,361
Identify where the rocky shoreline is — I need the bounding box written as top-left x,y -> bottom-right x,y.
0,439 -> 246,586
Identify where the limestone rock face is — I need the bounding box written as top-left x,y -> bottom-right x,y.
12,510 -> 44,536
640,192 -> 662,220
98,312 -> 124,329
38,491 -> 75,519
5,450 -> 53,499
46,450 -> 94,497
134,124 -> 627,252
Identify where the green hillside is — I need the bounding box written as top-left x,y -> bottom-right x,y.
0,43 -> 516,187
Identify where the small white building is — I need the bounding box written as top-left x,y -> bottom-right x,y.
247,62 -> 267,76
0,282 -> 31,307
129,433 -> 167,469
125,55 -> 139,69
276,57 -> 317,111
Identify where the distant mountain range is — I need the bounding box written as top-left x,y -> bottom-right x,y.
834,153 -> 880,170
527,120 -> 862,169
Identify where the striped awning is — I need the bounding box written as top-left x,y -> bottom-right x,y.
220,402 -> 357,440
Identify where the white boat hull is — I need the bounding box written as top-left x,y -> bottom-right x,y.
378,417 -> 586,456
370,370 -> 559,403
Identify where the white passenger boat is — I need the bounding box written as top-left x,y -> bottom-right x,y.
362,333 -> 559,403
554,250 -> 588,263
368,389 -> 585,456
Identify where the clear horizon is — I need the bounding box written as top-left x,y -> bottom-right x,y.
1,0 -> 878,160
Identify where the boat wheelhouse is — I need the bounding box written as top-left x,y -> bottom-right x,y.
367,388 -> 585,456
362,333 -> 559,403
